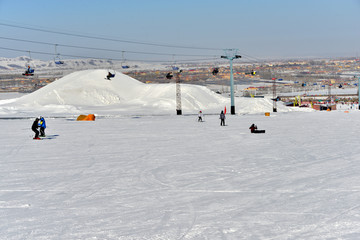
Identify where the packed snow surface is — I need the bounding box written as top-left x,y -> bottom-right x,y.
4,69 -> 358,239
2,111 -> 360,239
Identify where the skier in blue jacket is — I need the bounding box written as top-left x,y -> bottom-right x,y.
38,116 -> 46,137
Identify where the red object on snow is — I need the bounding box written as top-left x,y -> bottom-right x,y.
224,106 -> 227,114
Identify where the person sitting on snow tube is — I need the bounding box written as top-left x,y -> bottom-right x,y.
249,123 -> 265,133
249,123 -> 257,133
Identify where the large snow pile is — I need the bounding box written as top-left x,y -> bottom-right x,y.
0,69 -> 311,116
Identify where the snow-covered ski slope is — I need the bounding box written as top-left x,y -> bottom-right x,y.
0,69 -> 311,117
2,111 -> 360,239
5,69 -> 353,239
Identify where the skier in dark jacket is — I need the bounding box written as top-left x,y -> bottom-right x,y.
32,118 -> 40,139
249,123 -> 265,133
220,110 -> 225,126
249,123 -> 257,133
38,116 -> 46,137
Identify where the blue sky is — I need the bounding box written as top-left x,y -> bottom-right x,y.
0,0 -> 360,62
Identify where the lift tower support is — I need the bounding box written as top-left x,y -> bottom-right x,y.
221,49 -> 241,115
175,70 -> 183,115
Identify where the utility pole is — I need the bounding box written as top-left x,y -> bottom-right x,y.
175,69 -> 182,115
221,49 -> 241,115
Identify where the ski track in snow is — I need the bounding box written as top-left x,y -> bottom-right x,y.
1,111 -> 360,239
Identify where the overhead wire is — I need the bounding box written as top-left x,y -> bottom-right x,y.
0,46 -> 218,63
0,36 -> 217,57
0,22 -> 265,64
0,22 -> 222,51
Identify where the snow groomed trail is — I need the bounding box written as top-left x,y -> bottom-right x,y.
1,111 -> 360,239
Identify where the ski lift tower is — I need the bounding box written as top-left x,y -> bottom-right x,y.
175,69 -> 183,115
221,49 -> 241,115
272,77 -> 277,112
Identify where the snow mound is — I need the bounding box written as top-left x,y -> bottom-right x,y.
1,69 -> 227,115
0,69 -> 312,116
16,70 -> 144,106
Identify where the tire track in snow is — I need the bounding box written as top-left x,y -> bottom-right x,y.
2,144 -> 23,160
138,161 -> 199,239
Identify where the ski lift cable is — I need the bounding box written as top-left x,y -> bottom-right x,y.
0,36 -> 218,57
0,46 -> 218,63
0,22 -> 222,51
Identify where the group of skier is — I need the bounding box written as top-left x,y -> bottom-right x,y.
31,110 -> 263,140
198,110 -> 264,133
198,110 -> 226,125
31,116 -> 46,139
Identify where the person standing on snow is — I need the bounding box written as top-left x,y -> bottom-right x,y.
220,110 -> 225,126
38,116 -> 46,137
198,111 -> 203,122
32,118 -> 40,139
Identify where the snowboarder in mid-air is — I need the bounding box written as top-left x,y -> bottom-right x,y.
32,118 -> 40,139
38,116 -> 46,137
106,72 -> 115,80
220,110 -> 225,126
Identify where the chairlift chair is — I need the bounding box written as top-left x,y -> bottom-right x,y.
54,45 -> 64,65
55,57 -> 64,65
23,65 -> 35,76
212,68 -> 219,75
121,51 -> 130,69
166,72 -> 173,80
54,54 -> 64,65
22,51 -> 35,76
